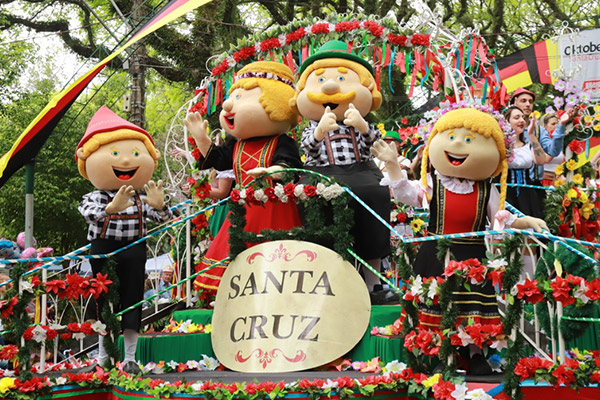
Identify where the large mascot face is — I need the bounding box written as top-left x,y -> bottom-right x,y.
428,127 -> 501,181
82,138 -> 157,190
218,86 -> 291,140
295,63 -> 374,121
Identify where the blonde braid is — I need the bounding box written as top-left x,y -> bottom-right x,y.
498,159 -> 508,210
420,138 -> 433,189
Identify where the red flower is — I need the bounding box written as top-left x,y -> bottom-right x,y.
401,117 -> 409,125
233,46 -> 256,62
585,278 -> 600,300
60,332 -> 72,340
211,59 -> 230,77
557,223 -> 573,238
18,376 -> 45,393
388,33 -> 407,46
362,21 -> 384,37
303,185 -> 317,197
0,296 -> 18,319
465,324 -> 486,347
23,326 -> 35,341
551,365 -> 575,387
433,379 -> 456,400
0,344 -> 18,360
591,372 -> 600,384
488,270 -> 504,291
335,375 -> 354,388
283,183 -> 296,201
568,140 -> 585,154
467,265 -> 486,283
45,327 -> 57,340
260,37 -> 281,52
311,23 -> 330,34
335,20 -> 360,32
443,260 -> 465,277
263,187 -> 277,201
516,279 -> 544,304
191,148 -> 201,161
80,322 -> 94,336
230,189 -> 241,203
411,33 -> 431,46
398,367 -> 414,381
90,273 -> 112,299
45,279 -> 67,295
550,276 -> 576,306
31,276 -> 41,288
285,27 -> 305,45
192,214 -> 208,228
396,212 -> 407,223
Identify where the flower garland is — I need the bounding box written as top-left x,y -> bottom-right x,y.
0,361 -> 502,400
515,350 -> 600,390
161,319 -> 212,334
227,173 -> 354,262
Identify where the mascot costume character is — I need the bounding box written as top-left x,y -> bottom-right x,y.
372,107 -> 547,374
291,40 -> 392,303
185,61 -> 302,294
77,106 -> 172,373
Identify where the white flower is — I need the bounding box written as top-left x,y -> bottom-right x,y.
49,323 -> 65,331
254,189 -> 268,203
489,338 -> 508,351
410,276 -> 423,297
580,91 -> 591,102
239,189 -> 247,199
199,355 -> 220,370
4,370 -> 15,377
142,362 -> 156,373
167,360 -> 179,370
451,383 -> 469,400
72,332 -> 86,340
186,360 -> 200,369
55,377 -> 67,385
178,320 -> 193,333
31,325 -> 47,343
91,320 -> 107,335
322,379 -> 338,389
382,360 -> 407,375
554,80 -> 567,91
273,184 -> 288,203
487,258 -> 507,269
294,184 -> 308,201
191,382 -> 203,392
20,280 -> 33,293
573,282 -> 590,303
427,279 -> 438,299
457,327 -> 473,346
466,388 -> 492,399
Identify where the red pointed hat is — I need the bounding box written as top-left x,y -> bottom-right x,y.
76,106 -> 153,152
510,87 -> 536,103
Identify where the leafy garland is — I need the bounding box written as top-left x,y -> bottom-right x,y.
227,172 -> 354,262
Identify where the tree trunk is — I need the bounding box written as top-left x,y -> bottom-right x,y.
129,0 -> 147,128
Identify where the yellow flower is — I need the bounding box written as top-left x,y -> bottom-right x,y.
423,374 -> 441,388
554,164 -> 564,175
204,324 -> 212,334
554,179 -> 566,187
377,123 -> 385,131
301,154 -> 306,163
532,110 -> 541,119
410,219 -> 426,232
595,105 -> 600,113
594,125 -> 600,131
580,192 -> 589,203
581,202 -> 595,219
572,174 -> 583,185
567,189 -> 578,199
584,115 -> 593,124
0,378 -> 16,394
566,159 -> 577,170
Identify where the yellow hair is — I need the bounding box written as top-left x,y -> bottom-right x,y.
231,61 -> 299,127
291,58 -> 382,112
420,108 -> 508,210
77,129 -> 158,179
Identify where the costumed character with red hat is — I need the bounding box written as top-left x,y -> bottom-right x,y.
290,40 -> 393,304
77,106 -> 172,374
185,61 -> 302,294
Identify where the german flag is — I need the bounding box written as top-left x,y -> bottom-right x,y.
496,38 -> 561,92
0,0 -> 213,189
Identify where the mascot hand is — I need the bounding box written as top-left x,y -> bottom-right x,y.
512,216 -> 548,232
247,166 -> 284,180
184,112 -> 211,151
106,185 -> 135,214
343,103 -> 368,134
142,180 -> 166,210
314,106 -> 338,141
370,140 -> 398,162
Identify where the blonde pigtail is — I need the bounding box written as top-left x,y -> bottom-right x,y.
498,159 -> 508,211
420,139 -> 432,189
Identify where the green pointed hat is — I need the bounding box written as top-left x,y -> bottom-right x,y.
299,40 -> 375,76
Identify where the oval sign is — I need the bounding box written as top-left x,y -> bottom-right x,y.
211,240 -> 370,373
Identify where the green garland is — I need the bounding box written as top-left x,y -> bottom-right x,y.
227,173 -> 353,262
98,259 -> 122,368
500,235 -> 525,400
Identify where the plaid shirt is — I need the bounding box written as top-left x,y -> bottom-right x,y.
79,190 -> 172,241
301,121 -> 379,166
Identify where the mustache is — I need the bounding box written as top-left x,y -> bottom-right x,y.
306,91 -> 356,104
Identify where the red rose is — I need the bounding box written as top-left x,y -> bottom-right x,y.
411,33 -> 431,46
311,23 -> 330,34
260,37 -> 281,52
388,33 -> 407,46
335,20 -> 360,32
362,21 -> 383,37
60,332 -> 72,340
211,59 -> 230,77
285,27 -> 305,45
303,185 -> 317,197
80,322 -> 94,336
233,46 -> 256,62
264,187 -> 277,201
283,183 -> 296,200
396,212 -> 407,223
230,189 -> 241,203
45,328 -> 58,340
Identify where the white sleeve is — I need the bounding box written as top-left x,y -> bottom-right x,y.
381,170 -> 431,208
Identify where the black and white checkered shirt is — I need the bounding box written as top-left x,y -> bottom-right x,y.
301,121 -> 379,166
79,190 -> 173,241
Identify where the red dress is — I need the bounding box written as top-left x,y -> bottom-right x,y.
193,135 -> 302,292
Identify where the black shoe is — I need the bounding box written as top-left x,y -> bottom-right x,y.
79,362 -> 100,374
122,361 -> 142,375
432,363 -> 445,374
469,354 -> 493,375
